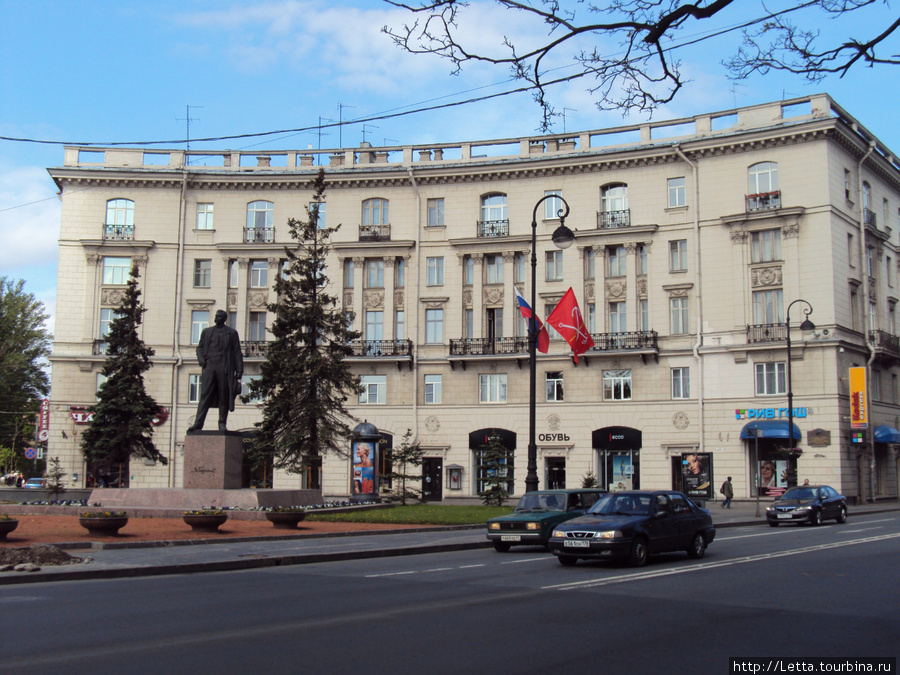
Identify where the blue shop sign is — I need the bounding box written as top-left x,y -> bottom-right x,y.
735,407 -> 808,420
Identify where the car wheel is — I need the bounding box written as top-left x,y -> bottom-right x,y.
628,537 -> 648,567
811,509 -> 823,526
492,540 -> 511,553
768,521 -> 779,527
687,533 -> 706,559
836,506 -> 847,524
557,555 -> 578,567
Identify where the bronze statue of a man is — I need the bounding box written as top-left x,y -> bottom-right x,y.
188,309 -> 244,432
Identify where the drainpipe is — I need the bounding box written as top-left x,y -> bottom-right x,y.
858,140 -> 877,502
675,145 -> 705,455
168,168 -> 190,487
406,166 -> 422,446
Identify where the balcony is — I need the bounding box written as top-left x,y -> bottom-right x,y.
103,223 -> 134,240
244,227 -> 275,243
870,330 -> 900,357
92,339 -> 109,355
589,331 -> 658,351
746,323 -> 787,343
450,337 -> 528,356
348,339 -> 413,369
746,191 -> 782,212
241,341 -> 269,357
596,210 -> 631,229
477,220 -> 509,238
864,208 -> 877,228
359,224 -> 391,241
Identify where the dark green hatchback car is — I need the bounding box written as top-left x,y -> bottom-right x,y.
486,489 -> 606,552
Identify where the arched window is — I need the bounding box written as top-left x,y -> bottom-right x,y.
105,199 -> 134,239
479,193 -> 508,236
362,198 -> 389,226
747,162 -> 780,211
600,184 -> 629,228
246,201 -> 274,229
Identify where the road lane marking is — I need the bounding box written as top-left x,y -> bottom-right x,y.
542,532 -> 900,591
500,558 -> 548,565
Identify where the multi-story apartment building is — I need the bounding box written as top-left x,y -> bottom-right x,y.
47,94 -> 900,503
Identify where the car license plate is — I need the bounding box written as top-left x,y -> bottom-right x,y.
500,535 -> 521,542
563,540 -> 590,548
777,513 -> 793,519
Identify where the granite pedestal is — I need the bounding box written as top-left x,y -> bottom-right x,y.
183,431 -> 244,489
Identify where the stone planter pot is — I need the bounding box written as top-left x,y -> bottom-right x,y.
265,511 -> 307,530
0,519 -> 19,541
79,516 -> 128,536
183,513 -> 228,533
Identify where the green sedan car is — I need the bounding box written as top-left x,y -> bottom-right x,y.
486,489 -> 606,552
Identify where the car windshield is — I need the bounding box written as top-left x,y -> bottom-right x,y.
587,493 -> 650,516
781,488 -> 815,501
514,494 -> 566,512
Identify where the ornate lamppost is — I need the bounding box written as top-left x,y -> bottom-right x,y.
785,299 -> 815,458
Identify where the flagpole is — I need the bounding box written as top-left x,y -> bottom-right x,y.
527,196 -> 575,493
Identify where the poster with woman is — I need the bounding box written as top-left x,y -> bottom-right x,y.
352,441 -> 375,495
610,455 -> 633,491
682,453 -> 712,499
758,459 -> 789,496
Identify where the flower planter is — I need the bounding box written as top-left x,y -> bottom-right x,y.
79,516 -> 129,536
0,519 -> 19,541
265,511 -> 307,530
183,513 -> 228,533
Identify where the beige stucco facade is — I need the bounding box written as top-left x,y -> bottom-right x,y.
46,94 -> 900,502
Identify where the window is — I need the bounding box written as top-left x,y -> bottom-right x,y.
249,312 -> 266,342
546,250 -> 563,281
99,308 -> 120,341
106,198 -> 134,227
751,229 -> 782,263
544,190 -> 562,219
752,289 -> 783,324
463,256 -> 474,285
366,311 -> 384,341
196,203 -> 214,230
639,299 -> 649,332
228,312 -> 238,330
585,248 -> 595,279
890,304 -> 896,334
755,362 -> 786,395
883,198 -> 890,230
479,373 -> 507,403
396,258 -> 405,288
250,260 -> 268,288
426,257 -> 444,286
425,308 -> 443,343
309,201 -> 325,229
669,240 -> 688,272
229,260 -> 239,289
189,374 -> 201,403
848,233 -> 856,268
359,375 -> 386,404
515,253 -> 526,283
466,308 -> 475,339
862,181 -> 871,212
427,198 -> 444,227
867,246 -> 875,279
191,310 -> 209,344
344,259 -> 355,288
608,246 -> 626,277
96,373 -> 107,400
362,198 -> 389,226
869,301 -> 877,330
587,303 -> 596,333
241,375 -> 263,403
672,367 -> 690,399
667,177 -> 686,207
475,445 -> 514,494
247,201 -> 274,229
485,255 -> 503,284
600,184 -> 629,228
102,257 -> 131,285
638,245 -> 648,275
670,297 -> 689,334
424,374 -> 442,404
748,162 -> 778,194
395,310 -> 405,340
546,371 -> 564,402
481,193 -> 507,222
366,259 -> 384,288
193,259 -> 212,288
603,370 -> 632,400
844,168 -> 852,201
609,302 -> 627,334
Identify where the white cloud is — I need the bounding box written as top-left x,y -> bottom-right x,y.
0,163 -> 60,275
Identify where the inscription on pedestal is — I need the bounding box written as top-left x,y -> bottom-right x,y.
183,432 -> 244,489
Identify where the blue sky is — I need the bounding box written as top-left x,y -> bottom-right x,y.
2,0 -> 898,335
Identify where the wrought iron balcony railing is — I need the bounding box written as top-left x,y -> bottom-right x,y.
747,323 -> 787,343
359,224 -> 391,241
870,329 -> 900,355
477,219 -> 509,237
864,208 -> 877,228
746,191 -> 782,212
450,337 -> 528,356
596,209 -> 631,229
244,227 -> 275,243
92,339 -> 109,355
349,339 -> 413,357
588,331 -> 658,351
241,341 -> 269,357
103,223 -> 134,240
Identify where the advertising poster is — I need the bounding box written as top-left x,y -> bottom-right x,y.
758,459 -> 789,496
352,441 -> 375,496
610,455 -> 633,491
681,453 -> 712,499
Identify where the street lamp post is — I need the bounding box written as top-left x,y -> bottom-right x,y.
785,299 -> 815,461
526,196 -> 575,493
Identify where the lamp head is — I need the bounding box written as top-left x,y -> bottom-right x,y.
799,318 -> 816,331
551,223 -> 575,249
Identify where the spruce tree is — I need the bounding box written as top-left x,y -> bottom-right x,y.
248,169 -> 361,474
383,429 -> 424,505
477,436 -> 513,506
81,263 -> 167,480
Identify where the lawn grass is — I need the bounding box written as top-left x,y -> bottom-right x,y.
306,503 -> 514,525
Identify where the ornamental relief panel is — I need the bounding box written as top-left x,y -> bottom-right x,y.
463,288 -> 473,305
343,290 -> 353,308
100,288 -> 127,306
750,265 -> 783,288
248,291 -> 268,309
364,290 -> 384,309
227,290 -> 238,310
394,289 -> 404,308
606,279 -> 626,299
483,285 -> 504,305
584,281 -> 595,301
637,276 -> 648,298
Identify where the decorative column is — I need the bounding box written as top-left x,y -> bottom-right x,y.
503,251 -> 516,337
624,242 -> 638,331
384,257 -> 396,341
472,253 -> 484,339
352,257 -> 365,334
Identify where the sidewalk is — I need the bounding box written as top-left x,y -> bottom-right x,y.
1,500 -> 897,586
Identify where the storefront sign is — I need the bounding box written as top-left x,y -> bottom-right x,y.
849,367 -> 868,429
591,427 -> 641,450
70,406 -> 168,426
735,408 -> 808,420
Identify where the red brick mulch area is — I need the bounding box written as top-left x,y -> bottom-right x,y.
0,514 -> 425,548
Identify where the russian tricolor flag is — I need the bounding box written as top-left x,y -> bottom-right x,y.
515,287 -> 549,353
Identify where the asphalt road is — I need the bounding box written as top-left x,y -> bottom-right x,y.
2,512 -> 898,675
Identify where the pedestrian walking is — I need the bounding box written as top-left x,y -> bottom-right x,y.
720,476 -> 733,508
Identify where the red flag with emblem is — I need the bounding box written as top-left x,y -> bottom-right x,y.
545,287 -> 594,363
